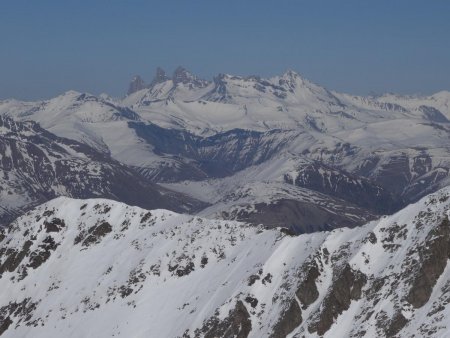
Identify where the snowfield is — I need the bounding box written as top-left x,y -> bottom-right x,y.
1,187 -> 450,337
1,68 -> 450,233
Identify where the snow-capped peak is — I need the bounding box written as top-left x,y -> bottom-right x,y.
281,69 -> 302,79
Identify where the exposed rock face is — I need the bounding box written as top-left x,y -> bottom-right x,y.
289,162 -> 400,214
74,221 -> 112,247
199,301 -> 252,338
406,215 -> 450,308
308,264 -> 367,335
227,198 -> 375,234
1,188 -> 450,337
296,263 -> 320,308
420,105 -> 449,123
172,66 -> 209,88
270,299 -> 302,338
127,75 -> 146,95
0,240 -> 32,276
129,123 -> 291,177
211,74 -> 233,102
384,311 -> 408,337
0,116 -> 206,225
150,67 -> 169,85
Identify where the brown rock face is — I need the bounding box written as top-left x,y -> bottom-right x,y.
0,240 -> 33,276
74,220 -> 113,247
151,67 -> 169,86
44,218 -> 65,233
0,316 -> 12,335
296,264 -> 320,309
385,311 -> 408,337
199,300 -> 252,338
406,217 -> 450,308
309,264 -> 367,335
127,75 -> 146,95
270,299 -> 302,338
0,298 -> 38,335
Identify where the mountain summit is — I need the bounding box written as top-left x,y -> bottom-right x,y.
150,66 -> 169,86
127,75 -> 146,95
172,66 -> 209,88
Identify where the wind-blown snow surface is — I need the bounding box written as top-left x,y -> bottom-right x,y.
1,188 -> 450,337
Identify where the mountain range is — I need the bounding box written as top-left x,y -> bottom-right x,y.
1,67 -> 449,233
1,67 -> 450,337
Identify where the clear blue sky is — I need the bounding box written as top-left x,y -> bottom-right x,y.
1,0 -> 449,100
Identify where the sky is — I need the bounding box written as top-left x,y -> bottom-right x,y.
0,0 -> 449,100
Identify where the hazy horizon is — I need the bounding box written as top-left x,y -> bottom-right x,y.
1,0 -> 449,100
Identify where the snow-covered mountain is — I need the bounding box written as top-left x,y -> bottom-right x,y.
0,90 -> 150,166
1,67 -> 450,231
1,187 -> 450,337
0,116 -> 204,225
124,68 -> 450,134
162,155 -> 396,233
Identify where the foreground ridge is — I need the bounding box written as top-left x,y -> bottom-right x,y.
0,187 -> 450,337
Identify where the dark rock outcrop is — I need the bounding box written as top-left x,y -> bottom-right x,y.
288,162 -> 400,214
74,220 -> 113,247
296,264 -> 320,308
309,264 -> 367,335
150,67 -> 169,86
0,116 -> 207,225
172,66 -> 209,88
199,301 -> 252,338
406,216 -> 450,308
127,75 -> 146,95
270,299 -> 302,338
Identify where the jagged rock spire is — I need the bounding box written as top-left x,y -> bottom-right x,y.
172,66 -> 193,85
127,75 -> 146,95
151,67 -> 169,85
172,66 -> 209,88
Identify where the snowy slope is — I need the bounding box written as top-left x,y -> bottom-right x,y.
1,68 -> 450,231
125,70 -> 365,135
0,116 -> 204,224
1,188 -> 450,337
163,155 -> 395,233
125,69 -> 450,136
373,91 -> 450,120
0,91 -> 161,169
2,70 -> 449,181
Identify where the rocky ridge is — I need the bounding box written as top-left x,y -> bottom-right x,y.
0,188 -> 450,337
0,115 -> 205,224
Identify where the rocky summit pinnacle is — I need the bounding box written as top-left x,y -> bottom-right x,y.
150,67 -> 169,86
172,66 -> 209,88
172,66 -> 191,84
127,75 -> 146,95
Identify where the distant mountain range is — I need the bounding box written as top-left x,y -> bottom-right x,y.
1,67 -> 450,232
